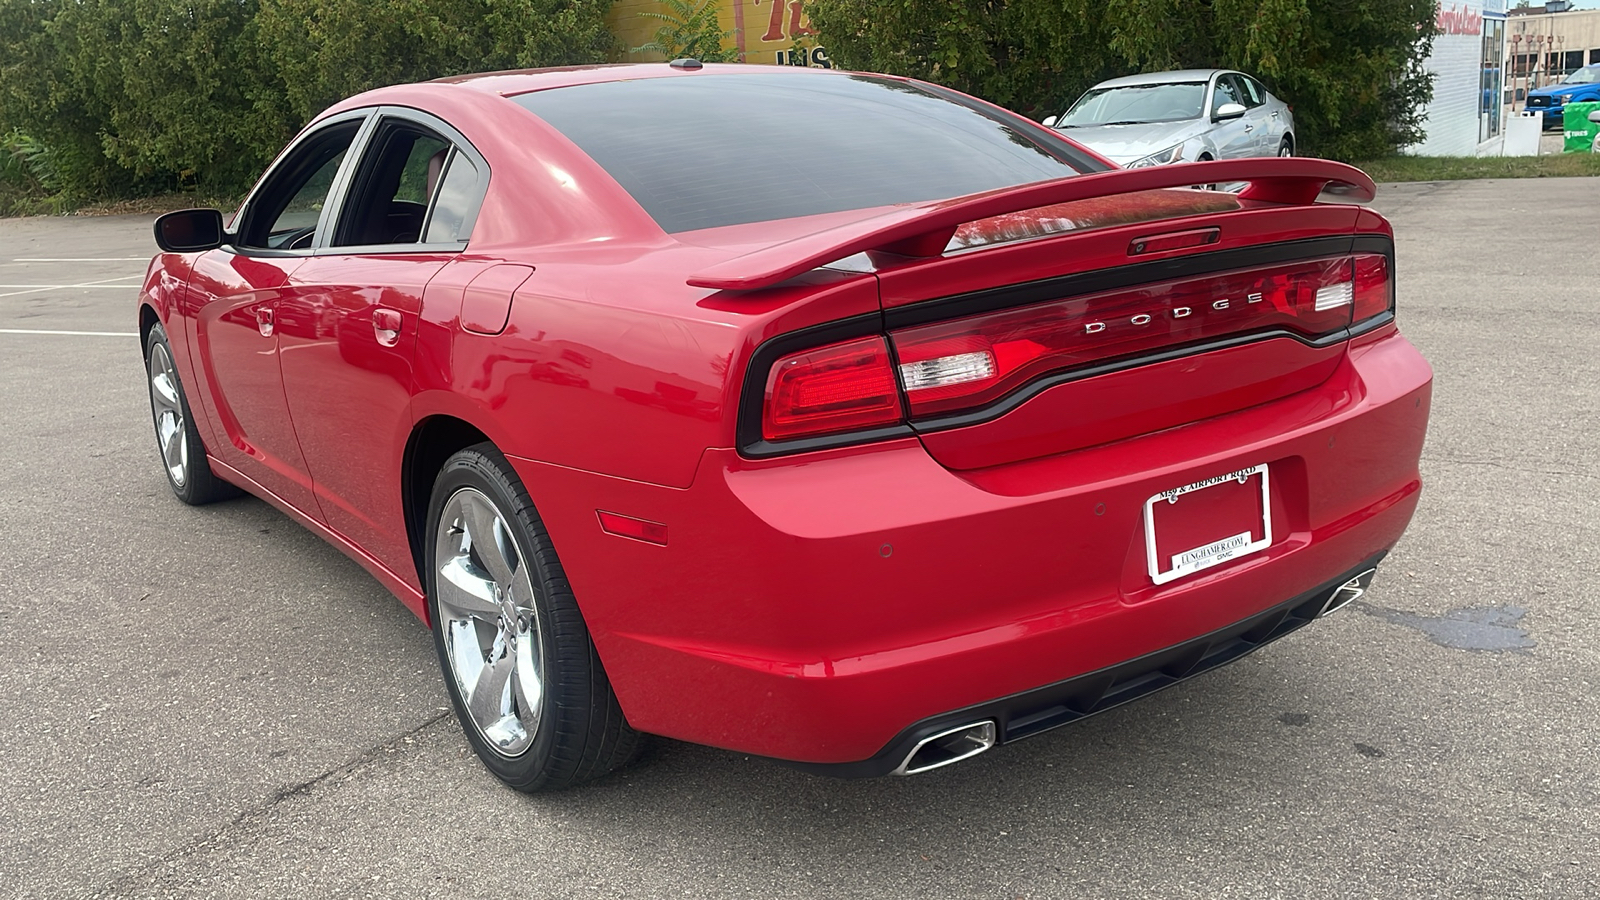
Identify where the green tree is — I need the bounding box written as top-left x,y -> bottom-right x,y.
255,0 -> 620,127
0,0 -> 266,198
0,0 -> 620,202
805,0 -> 1438,160
631,0 -> 740,63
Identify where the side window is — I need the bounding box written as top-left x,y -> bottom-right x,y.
1238,76 -> 1266,108
1212,76 -> 1243,114
423,152 -> 480,243
334,122 -> 453,247
237,121 -> 361,250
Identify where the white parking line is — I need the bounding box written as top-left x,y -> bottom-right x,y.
0,328 -> 138,337
0,276 -> 143,299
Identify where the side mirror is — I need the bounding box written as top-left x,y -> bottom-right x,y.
1214,102 -> 1247,121
153,208 -> 227,253
1041,115 -> 1058,128
1589,110 -> 1600,124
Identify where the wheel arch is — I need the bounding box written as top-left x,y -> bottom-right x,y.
402,414 -> 496,597
138,303 -> 161,351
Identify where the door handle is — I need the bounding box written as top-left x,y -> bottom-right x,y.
1243,124 -> 1254,132
255,306 -> 274,338
373,307 -> 403,347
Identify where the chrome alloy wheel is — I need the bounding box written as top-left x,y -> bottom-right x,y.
148,341 -> 188,488
434,487 -> 545,757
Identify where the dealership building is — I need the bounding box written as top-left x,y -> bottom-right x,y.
1409,0 -> 1511,156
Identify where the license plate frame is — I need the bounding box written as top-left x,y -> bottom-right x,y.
1143,464 -> 1272,586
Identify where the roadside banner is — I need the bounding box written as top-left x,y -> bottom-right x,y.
1565,101 -> 1600,154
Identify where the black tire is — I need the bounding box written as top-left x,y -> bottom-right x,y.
425,443 -> 640,791
144,321 -> 240,505
1278,136 -> 1294,157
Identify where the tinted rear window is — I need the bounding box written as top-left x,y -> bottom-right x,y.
513,74 -> 1088,233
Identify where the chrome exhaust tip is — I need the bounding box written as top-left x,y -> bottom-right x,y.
1318,568 -> 1377,618
893,720 -> 997,776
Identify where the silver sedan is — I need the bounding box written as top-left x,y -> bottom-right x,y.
1043,69 -> 1295,168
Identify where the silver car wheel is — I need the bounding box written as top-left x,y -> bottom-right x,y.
147,341 -> 188,488
434,486 -> 545,757
1278,140 -> 1293,157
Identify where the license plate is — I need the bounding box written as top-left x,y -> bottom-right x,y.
1143,464 -> 1272,586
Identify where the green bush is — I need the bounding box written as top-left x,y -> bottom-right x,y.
805,0 -> 1439,161
0,128 -> 62,215
0,0 -> 618,204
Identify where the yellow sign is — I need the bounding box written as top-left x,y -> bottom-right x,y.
608,0 -> 832,67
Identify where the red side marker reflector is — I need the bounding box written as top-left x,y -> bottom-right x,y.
597,511 -> 668,546
1129,227 -> 1221,256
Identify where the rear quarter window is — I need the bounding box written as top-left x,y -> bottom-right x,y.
513,73 -> 1092,234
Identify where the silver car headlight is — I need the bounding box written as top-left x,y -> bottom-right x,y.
1126,144 -> 1186,168
1558,94 -> 1573,103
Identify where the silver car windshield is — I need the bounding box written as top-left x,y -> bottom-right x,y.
1561,65 -> 1599,85
1059,83 -> 1207,127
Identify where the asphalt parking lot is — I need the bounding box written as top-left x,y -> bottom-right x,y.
3,179 -> 1598,899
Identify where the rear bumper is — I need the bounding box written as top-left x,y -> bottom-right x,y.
782,555 -> 1383,778
509,330 -> 1431,766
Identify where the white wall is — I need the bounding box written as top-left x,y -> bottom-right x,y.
1412,24 -> 1487,156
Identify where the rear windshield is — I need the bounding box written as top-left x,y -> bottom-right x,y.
513,73 -> 1090,234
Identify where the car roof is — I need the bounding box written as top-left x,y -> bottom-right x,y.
423,61 -> 844,97
1091,69 -> 1232,89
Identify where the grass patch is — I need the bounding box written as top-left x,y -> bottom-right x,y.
73,193 -> 241,217
0,189 -> 241,219
1356,153 -> 1600,182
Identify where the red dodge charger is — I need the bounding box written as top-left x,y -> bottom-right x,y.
138,62 -> 1431,791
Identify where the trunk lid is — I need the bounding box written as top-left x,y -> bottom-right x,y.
705,158 -> 1391,468
873,195 -> 1388,470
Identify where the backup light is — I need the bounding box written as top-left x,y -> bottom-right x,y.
899,351 -> 996,392
1314,281 -> 1354,311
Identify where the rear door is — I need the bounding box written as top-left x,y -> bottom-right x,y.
276,109 -> 490,583
184,114 -> 367,515
1208,75 -> 1256,159
1235,75 -> 1278,155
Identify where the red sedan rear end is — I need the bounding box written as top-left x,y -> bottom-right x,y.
139,64 -> 1430,789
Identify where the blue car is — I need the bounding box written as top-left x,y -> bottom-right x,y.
1526,64 -> 1600,129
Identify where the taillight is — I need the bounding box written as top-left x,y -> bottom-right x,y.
891,257 -> 1363,418
762,336 -> 903,441
1352,254 -> 1391,321
750,252 -> 1394,450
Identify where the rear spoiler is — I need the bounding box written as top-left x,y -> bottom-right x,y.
687,157 -> 1376,292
